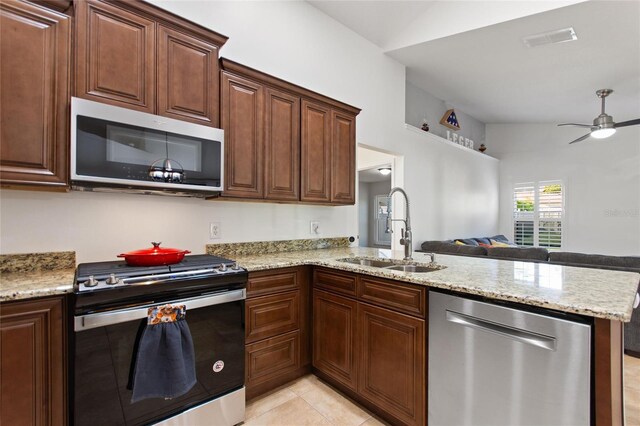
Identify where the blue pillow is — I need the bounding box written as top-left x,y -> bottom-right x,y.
473,237 -> 491,245
489,234 -> 510,243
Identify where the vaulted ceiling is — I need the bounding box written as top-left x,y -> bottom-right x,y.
308,1 -> 640,124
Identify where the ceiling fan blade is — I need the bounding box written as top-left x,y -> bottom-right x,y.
558,123 -> 593,128
614,118 -> 640,128
569,133 -> 592,144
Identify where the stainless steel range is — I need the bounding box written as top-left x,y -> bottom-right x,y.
71,254 -> 247,426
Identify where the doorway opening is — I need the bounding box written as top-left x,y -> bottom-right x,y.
356,145 -> 403,249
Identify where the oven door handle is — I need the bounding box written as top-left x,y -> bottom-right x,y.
74,289 -> 246,331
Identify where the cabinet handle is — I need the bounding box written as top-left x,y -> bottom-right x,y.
446,310 -> 557,351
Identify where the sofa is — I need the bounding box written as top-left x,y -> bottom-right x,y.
419,236 -> 640,357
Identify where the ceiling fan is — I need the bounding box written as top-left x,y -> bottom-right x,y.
558,89 -> 640,144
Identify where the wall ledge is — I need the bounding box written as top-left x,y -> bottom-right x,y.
404,124 -> 499,162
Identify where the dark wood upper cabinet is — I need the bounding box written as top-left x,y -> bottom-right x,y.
331,110 -> 356,204
75,0 -> 226,124
219,59 -> 360,205
221,71 -> 264,198
264,88 -> 300,201
300,99 -> 332,203
157,25 -> 219,126
0,0 -> 70,188
75,0 -> 155,112
0,296 -> 66,425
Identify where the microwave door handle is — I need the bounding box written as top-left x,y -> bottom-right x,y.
74,289 -> 245,331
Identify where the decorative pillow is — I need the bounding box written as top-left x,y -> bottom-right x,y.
454,240 -> 466,245
473,237 -> 491,245
489,234 -> 510,243
455,238 -> 479,246
478,242 -> 492,248
490,239 -> 512,247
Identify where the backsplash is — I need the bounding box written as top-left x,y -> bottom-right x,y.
206,237 -> 349,257
0,251 -> 76,273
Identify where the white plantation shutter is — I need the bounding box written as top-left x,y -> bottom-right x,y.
538,181 -> 563,248
513,184 -> 535,246
513,181 -> 564,248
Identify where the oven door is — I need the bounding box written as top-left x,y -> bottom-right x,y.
71,290 -> 245,426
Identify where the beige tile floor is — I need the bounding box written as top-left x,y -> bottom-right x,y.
243,375 -> 389,426
245,356 -> 640,426
625,355 -> 640,426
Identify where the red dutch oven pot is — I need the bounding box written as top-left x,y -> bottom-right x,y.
118,242 -> 191,266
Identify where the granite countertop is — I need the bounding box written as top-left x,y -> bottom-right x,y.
2,245 -> 638,322
231,247 -> 640,322
0,268 -> 75,302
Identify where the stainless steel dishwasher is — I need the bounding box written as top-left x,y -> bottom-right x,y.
428,291 -> 592,426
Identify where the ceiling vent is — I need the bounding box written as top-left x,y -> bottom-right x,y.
522,27 -> 577,48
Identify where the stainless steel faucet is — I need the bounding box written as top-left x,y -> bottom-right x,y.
386,187 -> 413,260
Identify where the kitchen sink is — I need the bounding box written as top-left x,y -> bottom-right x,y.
337,258 -> 398,267
384,264 -> 441,273
336,257 -> 445,273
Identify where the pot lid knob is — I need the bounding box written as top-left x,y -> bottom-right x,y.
151,242 -> 161,248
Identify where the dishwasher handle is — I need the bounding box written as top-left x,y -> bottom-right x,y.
446,310 -> 557,351
75,289 -> 246,331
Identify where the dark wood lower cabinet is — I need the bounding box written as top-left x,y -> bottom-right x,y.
244,267 -> 310,399
0,296 -> 66,425
312,269 -> 426,425
312,289 -> 358,391
358,303 -> 424,426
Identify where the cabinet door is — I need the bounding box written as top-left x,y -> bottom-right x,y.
246,291 -> 300,343
300,99 -> 331,203
264,88 -> 300,201
0,297 -> 65,425
245,330 -> 300,395
312,289 -> 358,391
157,25 -> 219,127
221,72 -> 264,198
0,0 -> 70,187
358,303 -> 425,426
75,0 -> 155,112
330,110 -> 356,204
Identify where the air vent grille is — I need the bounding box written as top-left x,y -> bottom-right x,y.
522,27 -> 577,48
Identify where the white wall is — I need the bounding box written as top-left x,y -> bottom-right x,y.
0,1 -> 499,262
357,181 -> 370,247
488,124 -> 640,256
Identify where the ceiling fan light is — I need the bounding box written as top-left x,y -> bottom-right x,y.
591,128 -> 616,139
378,167 -> 392,176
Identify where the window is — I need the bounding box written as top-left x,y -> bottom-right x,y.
513,181 -> 564,248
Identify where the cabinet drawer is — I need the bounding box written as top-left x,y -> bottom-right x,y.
247,268 -> 299,298
358,276 -> 426,317
246,291 -> 299,343
245,330 -> 300,387
314,268 -> 357,297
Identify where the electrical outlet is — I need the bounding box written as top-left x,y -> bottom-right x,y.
209,222 -> 221,239
310,221 -> 320,235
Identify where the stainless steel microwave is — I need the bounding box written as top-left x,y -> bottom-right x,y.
71,97 -> 224,196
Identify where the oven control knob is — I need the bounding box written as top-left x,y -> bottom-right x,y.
84,275 -> 99,288
232,262 -> 240,270
218,263 -> 228,272
105,273 -> 121,285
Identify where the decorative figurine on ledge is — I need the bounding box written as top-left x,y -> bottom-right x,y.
479,143 -> 487,153
421,118 -> 430,132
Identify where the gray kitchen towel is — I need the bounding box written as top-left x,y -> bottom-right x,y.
130,313 -> 196,403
